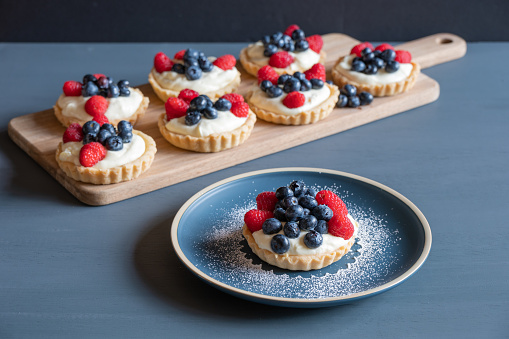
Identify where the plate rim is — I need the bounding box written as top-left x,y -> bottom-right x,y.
171,167 -> 432,305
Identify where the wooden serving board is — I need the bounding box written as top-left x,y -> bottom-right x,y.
8,33 -> 466,205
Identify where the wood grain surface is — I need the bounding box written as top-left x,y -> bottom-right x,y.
7,33 -> 466,205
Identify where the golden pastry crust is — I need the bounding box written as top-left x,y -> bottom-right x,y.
158,111 -> 256,152
148,67 -> 241,103
242,225 -> 357,271
53,88 -> 149,127
245,83 -> 339,125
239,45 -> 326,77
55,130 -> 157,185
331,56 -> 421,97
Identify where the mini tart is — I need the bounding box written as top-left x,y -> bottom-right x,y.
331,56 -> 421,97
55,130 -> 157,185
240,47 -> 326,77
157,111 -> 256,152
53,88 -> 149,127
246,83 -> 339,125
148,67 -> 242,103
242,224 -> 357,271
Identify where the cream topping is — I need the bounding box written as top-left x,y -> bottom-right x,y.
338,54 -> 413,85
248,85 -> 330,115
164,111 -> 247,138
58,134 -> 145,169
252,215 -> 359,256
245,41 -> 321,71
57,88 -> 143,121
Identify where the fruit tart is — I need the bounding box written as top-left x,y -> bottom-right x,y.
54,74 -> 149,127
148,48 -> 241,103
56,120 -> 156,184
240,24 -> 326,77
245,64 -> 339,125
158,89 -> 256,152
243,181 -> 359,271
331,42 -> 420,96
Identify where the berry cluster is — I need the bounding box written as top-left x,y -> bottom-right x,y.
244,181 -> 354,255
63,74 -> 131,98
350,42 -> 412,75
261,24 -> 323,58
336,84 -> 373,108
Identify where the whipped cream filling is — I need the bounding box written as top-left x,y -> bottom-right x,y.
249,85 -> 330,115
252,215 -> 359,256
245,41 -> 321,71
338,54 -> 413,85
165,111 -> 247,138
58,134 -> 145,169
57,88 -> 143,121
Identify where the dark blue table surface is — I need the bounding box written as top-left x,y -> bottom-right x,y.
0,42 -> 507,338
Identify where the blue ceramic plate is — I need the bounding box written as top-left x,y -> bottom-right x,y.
171,168 -> 431,307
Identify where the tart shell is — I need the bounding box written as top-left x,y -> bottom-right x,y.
53,88 -> 149,127
245,83 -> 339,125
55,130 -> 157,185
331,56 -> 421,97
158,111 -> 257,153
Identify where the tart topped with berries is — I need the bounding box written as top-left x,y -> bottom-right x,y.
243,181 -> 359,271
54,74 -> 149,127
148,48 -> 241,103
246,63 -> 339,125
240,24 -> 326,77
158,89 -> 256,152
55,120 -> 156,184
331,42 -> 421,97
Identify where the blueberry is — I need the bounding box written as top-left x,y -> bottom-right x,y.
100,123 -> 116,135
283,78 -> 301,93
82,74 -> 97,85
99,90 -> 108,98
310,78 -> 324,89
311,205 -> 333,221
117,80 -> 129,88
276,38 -> 285,49
361,47 -> 373,56
299,215 -> 318,231
341,84 -> 357,97
184,48 -> 199,60
300,79 -> 312,91
373,57 -> 385,69
281,196 -> 298,209
117,121 -> 132,133
185,111 -> 202,125
336,94 -> 349,108
214,98 -> 232,111
82,121 -> 100,135
188,96 -> 206,112
277,74 -> 291,86
262,218 -> 282,235
289,180 -> 305,196
326,80 -> 334,85
303,208 -> 310,216
373,50 -> 382,57
293,72 -> 306,81
363,64 -> 378,75
294,39 -> 309,52
284,222 -> 300,238
184,57 -> 199,68
298,195 -> 318,210
274,207 -> 287,222
260,80 -> 273,92
199,59 -> 213,72
172,63 -> 186,74
351,59 -> 366,72
314,220 -> 328,234
266,86 -> 283,98
202,107 -> 218,119
380,49 -> 396,62
261,35 -> 271,45
96,129 -> 111,144
385,60 -> 400,73
106,77 -> 114,84
97,76 -> 109,89
105,135 -> 123,151
362,52 -> 375,63
285,204 -> 304,222
82,81 -> 99,97
107,84 -> 120,98
82,133 -> 97,144
185,65 -> 202,81
306,188 -> 317,197
263,44 -> 278,57
291,29 -> 306,41
119,87 -> 130,97
359,91 -> 374,105
271,32 -> 283,44
348,95 -> 361,108
282,41 -> 295,52
271,234 -> 290,254
275,186 -> 294,200
303,230 -> 323,249
119,130 -> 133,143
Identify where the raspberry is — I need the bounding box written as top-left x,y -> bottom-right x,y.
306,35 -> 323,53
282,92 -> 305,109
221,93 -> 244,104
92,114 -> 109,126
84,95 -> 109,117
63,81 -> 82,96
328,214 -> 354,239
79,142 -> 107,167
304,63 -> 326,81
395,50 -> 412,63
93,73 -> 106,80
257,65 -> 279,85
230,102 -> 250,117
62,123 -> 83,143
174,50 -> 186,60
165,97 -> 189,120
178,89 -> 199,104
213,54 -> 236,70
244,209 -> 274,233
375,43 -> 394,52
315,190 -> 348,217
256,191 -> 278,211
283,24 -> 300,37
269,51 -> 294,68
154,52 -> 174,73
350,42 -> 375,57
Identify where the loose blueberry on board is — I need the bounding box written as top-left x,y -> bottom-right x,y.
82,121 -> 101,135
284,222 -> 301,238
119,130 -> 133,143
341,84 -> 357,97
105,135 -> 123,151
202,107 -> 218,119
310,78 -> 324,89
285,204 -> 304,222
172,64 -> 186,74
283,78 -> 301,93
275,186 -> 294,200
304,230 -> 323,249
185,111 -> 202,125
359,91 -> 374,105
336,94 -> 349,108
311,204 -> 333,221
271,234 -> 290,254
214,98 -> 232,111
262,218 -> 283,235
185,65 -> 202,81
385,60 -> 400,73
315,220 -> 329,234
348,95 -> 361,108
299,215 -> 318,231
